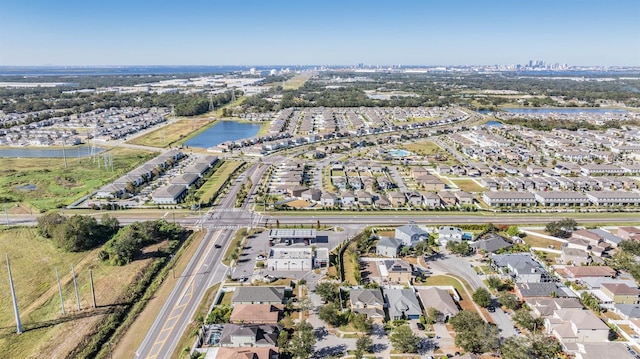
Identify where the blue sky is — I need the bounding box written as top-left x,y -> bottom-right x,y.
1,0 -> 638,66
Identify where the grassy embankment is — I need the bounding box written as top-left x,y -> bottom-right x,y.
0,227 -> 158,358
127,119 -> 213,148
195,160 -> 245,205
0,148 -> 156,212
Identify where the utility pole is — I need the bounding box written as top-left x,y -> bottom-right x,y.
89,270 -> 97,308
72,265 -> 81,311
61,138 -> 68,169
56,267 -> 65,316
6,254 -> 23,334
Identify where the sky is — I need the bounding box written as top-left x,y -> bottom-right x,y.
1,0 -> 639,66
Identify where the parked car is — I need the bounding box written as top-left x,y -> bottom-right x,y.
487,306 -> 495,313
416,323 -> 425,330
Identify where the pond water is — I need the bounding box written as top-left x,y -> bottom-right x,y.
184,121 -> 262,149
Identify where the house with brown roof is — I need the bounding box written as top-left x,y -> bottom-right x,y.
415,174 -> 446,191
600,283 -> 640,305
561,266 -> 616,279
214,347 -> 279,359
618,226 -> 640,241
417,287 -> 459,322
229,304 -> 283,324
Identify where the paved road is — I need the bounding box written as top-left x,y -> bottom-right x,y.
136,164 -> 262,359
429,254 -> 517,338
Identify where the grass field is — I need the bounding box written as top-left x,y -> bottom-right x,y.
522,233 -> 563,249
0,226 -> 155,358
451,179 -> 485,192
0,148 -> 156,211
195,160 -> 244,204
283,72 -> 313,90
402,140 -> 444,155
284,199 -> 312,208
127,119 -> 212,148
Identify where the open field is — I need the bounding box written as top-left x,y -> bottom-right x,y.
127,119 -> 212,148
283,72 -> 313,90
0,226 -> 156,358
450,179 -> 485,192
112,230 -> 205,359
522,233 -> 564,249
0,148 -> 156,212
195,160 -> 244,204
284,199 -> 313,208
401,140 -> 444,155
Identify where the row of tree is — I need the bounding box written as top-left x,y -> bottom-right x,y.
99,219 -> 187,265
37,213 -> 120,252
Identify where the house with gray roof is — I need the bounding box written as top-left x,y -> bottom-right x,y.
349,288 -> 386,322
231,287 -> 285,305
613,304 -> 640,319
589,228 -> 623,247
491,253 -> 552,283
219,324 -> 281,348
376,236 -> 402,258
151,184 -> 187,204
417,287 -> 459,322
515,282 -> 573,299
384,288 -> 421,320
470,233 -> 512,253
395,222 -> 429,247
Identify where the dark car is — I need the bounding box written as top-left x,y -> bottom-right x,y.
416,323 -> 425,330
487,306 -> 495,312
214,244 -> 222,248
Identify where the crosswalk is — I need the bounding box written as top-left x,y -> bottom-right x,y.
208,224 -> 239,230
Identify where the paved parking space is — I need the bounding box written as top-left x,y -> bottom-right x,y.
232,229 -> 349,280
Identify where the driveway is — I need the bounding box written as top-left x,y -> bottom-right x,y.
428,253 -> 517,338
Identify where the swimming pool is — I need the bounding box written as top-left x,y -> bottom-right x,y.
389,149 -> 413,157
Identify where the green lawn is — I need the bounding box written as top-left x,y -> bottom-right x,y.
195,160 -> 244,204
127,119 -> 212,148
402,140 -> 444,155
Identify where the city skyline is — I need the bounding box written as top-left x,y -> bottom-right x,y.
1,0 -> 639,67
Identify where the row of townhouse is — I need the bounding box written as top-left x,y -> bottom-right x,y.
151,155 -> 220,204
96,149 -> 186,199
483,190 -> 640,207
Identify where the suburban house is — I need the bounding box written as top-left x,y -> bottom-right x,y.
599,283 -> 640,305
349,288 -> 386,322
454,191 -> 474,205
376,236 -> 402,258
229,304 -> 283,324
384,288 -> 422,320
618,226 -> 640,241
561,247 -> 591,265
377,260 -> 413,285
438,226 -> 471,243
526,297 -> 584,317
470,233 -> 512,253
395,223 -> 429,247
388,192 -> 406,206
231,287 -> 285,305
213,347 -> 279,359
560,266 -> 617,280
544,310 -> 609,343
515,282 -> 573,300
417,287 -> 459,322
320,192 -> 338,207
218,324 -> 281,348
438,191 -> 458,207
301,189 -> 322,202
491,253 -> 552,283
